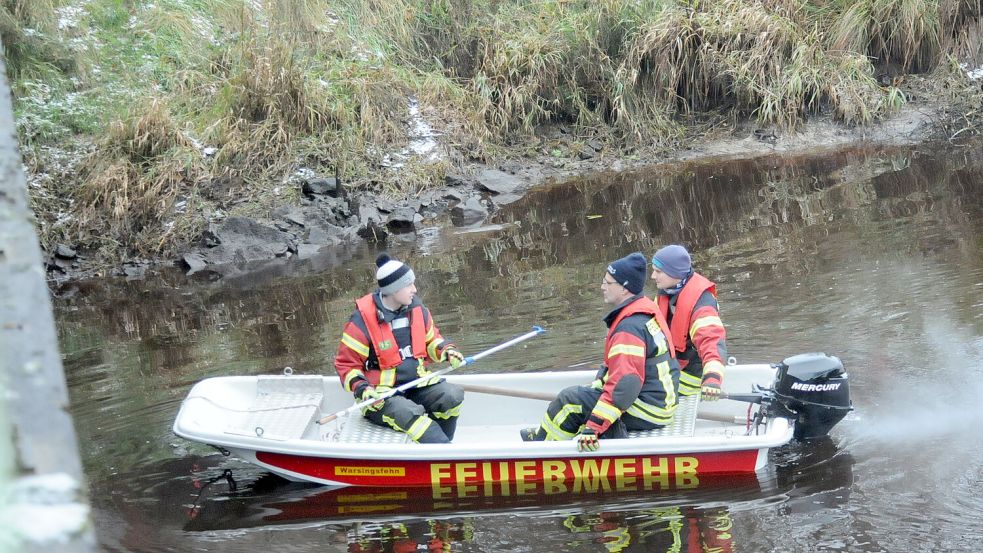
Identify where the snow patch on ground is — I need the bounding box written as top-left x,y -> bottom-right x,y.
56,1 -> 91,31
1,473 -> 91,546
382,97 -> 443,168
960,63 -> 983,80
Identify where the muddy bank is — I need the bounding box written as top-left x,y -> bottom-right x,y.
42,103 -> 944,284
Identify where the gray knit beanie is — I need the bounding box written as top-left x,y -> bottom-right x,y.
651,245 -> 692,279
376,253 -> 415,295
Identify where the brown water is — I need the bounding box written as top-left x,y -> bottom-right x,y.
55,143 -> 983,552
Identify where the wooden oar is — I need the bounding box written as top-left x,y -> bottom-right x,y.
458,383 -> 554,401
458,383 -> 752,424
317,326 -> 547,425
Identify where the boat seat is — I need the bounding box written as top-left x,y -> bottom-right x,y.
225,376 -> 324,441
626,394 -> 700,439
327,411 -> 413,444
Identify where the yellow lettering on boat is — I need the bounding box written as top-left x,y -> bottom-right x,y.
614,458 -> 636,490
676,473 -> 700,489
455,462 -> 478,497
431,463 -> 452,498
335,466 -> 406,477
499,461 -> 511,496
481,462 -> 495,496
613,475 -> 637,492
515,461 -> 536,495
674,456 -> 698,473
543,460 -> 567,494
642,456 -> 671,491
428,455 -> 703,498
674,456 -> 699,489
338,504 -> 401,514
570,459 -> 611,493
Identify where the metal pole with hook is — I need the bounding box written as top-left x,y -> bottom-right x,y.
316,326 -> 547,425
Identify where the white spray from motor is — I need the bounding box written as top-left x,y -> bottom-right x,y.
844,320 -> 983,446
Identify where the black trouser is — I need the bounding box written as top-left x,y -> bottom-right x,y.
531,385 -> 665,441
362,380 -> 464,443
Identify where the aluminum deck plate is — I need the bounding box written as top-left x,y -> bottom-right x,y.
225,376 -> 323,441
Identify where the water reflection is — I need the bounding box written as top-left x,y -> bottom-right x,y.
55,142 -> 983,552
182,469 -> 766,532
114,436 -> 852,552
489,146 -> 982,279
54,145 -> 983,371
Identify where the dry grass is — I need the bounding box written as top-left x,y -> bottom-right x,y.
73,98 -> 203,257
613,1 -> 899,129
2,0 -> 57,28
376,157 -> 453,198
0,0 -> 78,79
941,0 -> 983,64
829,0 -> 942,72
14,0 -> 983,265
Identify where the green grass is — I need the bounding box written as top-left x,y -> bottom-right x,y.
7,0 -> 983,263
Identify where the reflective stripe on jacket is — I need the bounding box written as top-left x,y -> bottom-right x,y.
587,295 -> 679,434
657,272 -> 727,392
657,273 -> 716,357
334,293 -> 453,393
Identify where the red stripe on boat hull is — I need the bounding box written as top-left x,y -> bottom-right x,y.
255,449 -> 761,489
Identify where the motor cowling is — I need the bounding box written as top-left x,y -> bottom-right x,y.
772,353 -> 852,440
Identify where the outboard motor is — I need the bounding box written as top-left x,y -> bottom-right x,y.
771,353 -> 852,440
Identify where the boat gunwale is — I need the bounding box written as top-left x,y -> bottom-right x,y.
173,366 -> 794,462
174,418 -> 792,461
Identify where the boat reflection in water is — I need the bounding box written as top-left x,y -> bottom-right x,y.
183,437 -> 853,551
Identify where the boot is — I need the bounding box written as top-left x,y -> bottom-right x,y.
520,426 -> 546,441
416,419 -> 450,444
436,417 -> 458,441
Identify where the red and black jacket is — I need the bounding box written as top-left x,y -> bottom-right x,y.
334,292 -> 455,395
657,272 -> 727,389
587,295 -> 680,434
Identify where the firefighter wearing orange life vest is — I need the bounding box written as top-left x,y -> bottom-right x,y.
521,253 -> 680,451
650,245 -> 728,400
334,254 -> 465,443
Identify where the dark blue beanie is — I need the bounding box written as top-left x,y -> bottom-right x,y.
651,245 -> 692,279
606,252 -> 648,295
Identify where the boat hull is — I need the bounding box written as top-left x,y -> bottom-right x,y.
247,448 -> 767,489
174,366 -> 792,487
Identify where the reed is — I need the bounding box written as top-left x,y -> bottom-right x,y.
13,0 -> 983,264
73,98 -> 203,256
829,0 -> 942,72
0,0 -> 77,79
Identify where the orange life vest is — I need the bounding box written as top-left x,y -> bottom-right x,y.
657,273 -> 716,355
355,294 -> 427,370
605,296 -> 675,358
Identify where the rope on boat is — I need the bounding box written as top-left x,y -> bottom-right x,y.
208,444 -> 231,456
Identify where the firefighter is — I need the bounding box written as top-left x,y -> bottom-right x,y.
521,253 -> 680,451
563,513 -> 632,552
334,253 -> 465,443
650,245 -> 728,401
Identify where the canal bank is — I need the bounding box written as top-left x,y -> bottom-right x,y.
46,97 -> 948,286
0,54 -> 96,551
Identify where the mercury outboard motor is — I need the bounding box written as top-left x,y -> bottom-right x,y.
771,353 -> 852,440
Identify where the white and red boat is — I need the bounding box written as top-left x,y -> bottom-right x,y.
173,352 -> 851,489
